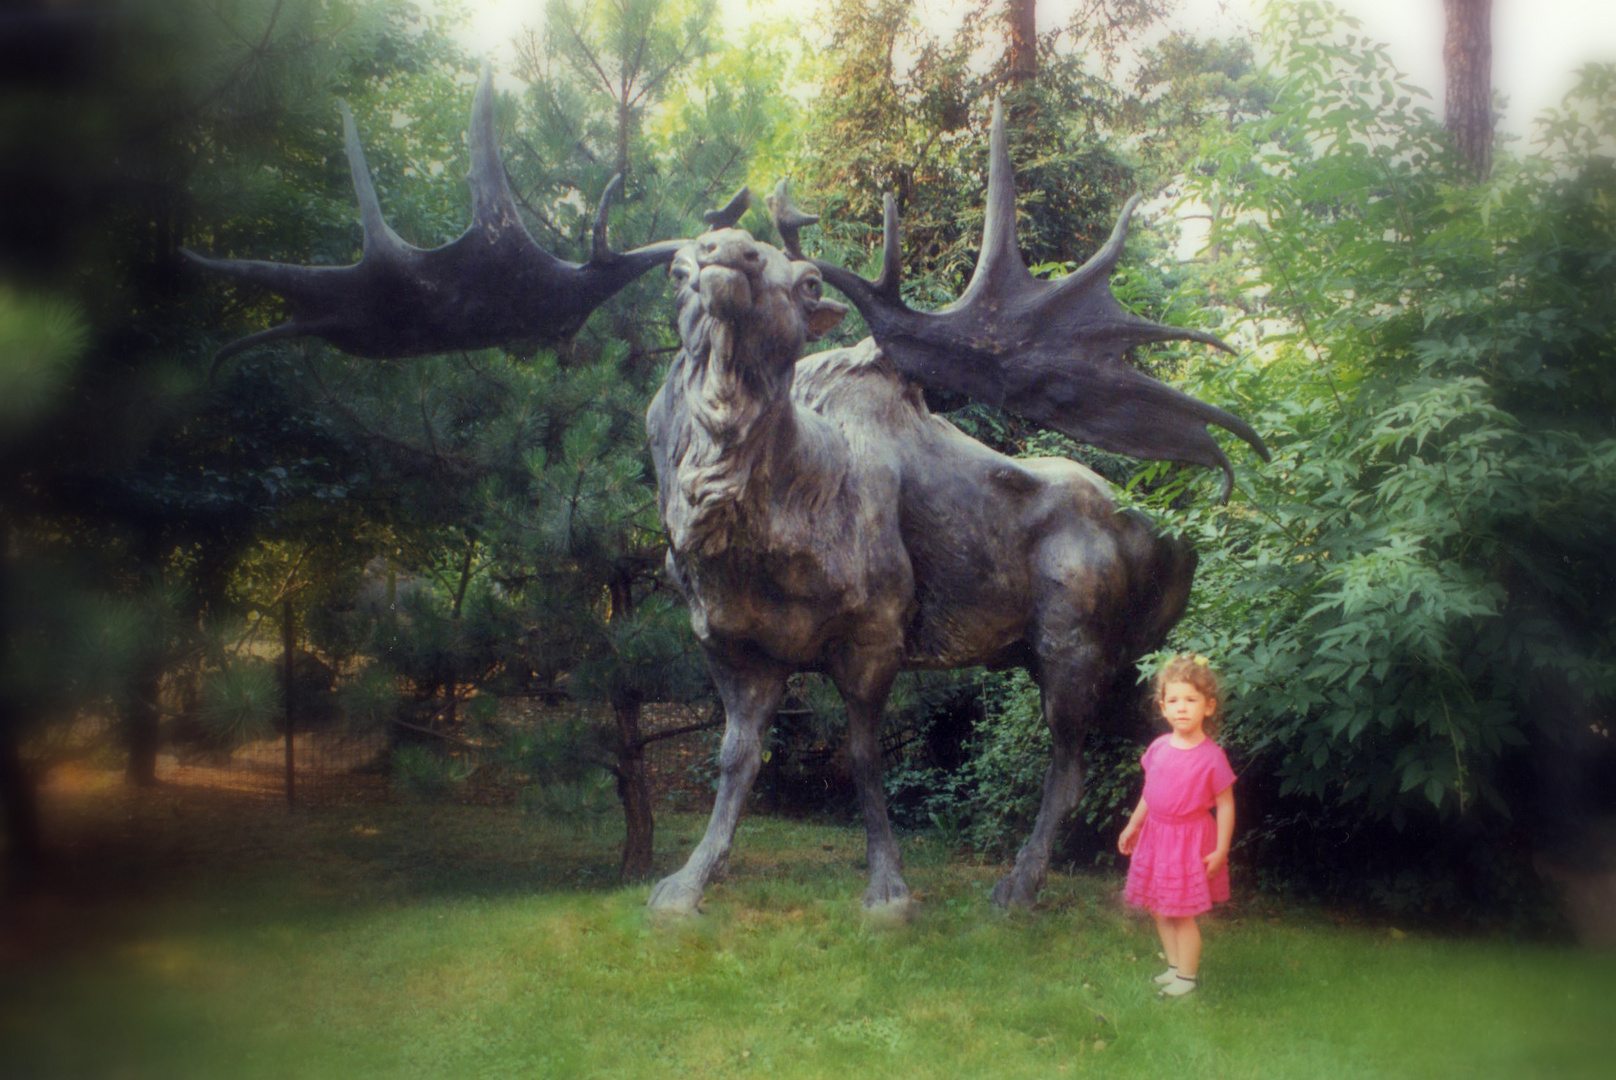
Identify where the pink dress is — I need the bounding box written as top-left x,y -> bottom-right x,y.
1124,734 -> 1236,917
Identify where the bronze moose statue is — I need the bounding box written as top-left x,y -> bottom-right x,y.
188,67 -> 1267,911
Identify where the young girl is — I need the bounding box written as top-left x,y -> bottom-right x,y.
1117,654 -> 1236,998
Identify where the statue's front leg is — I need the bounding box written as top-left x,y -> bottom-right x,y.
648,656 -> 787,913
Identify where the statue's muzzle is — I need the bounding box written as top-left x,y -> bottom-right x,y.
695,231 -> 764,321
699,264 -> 753,320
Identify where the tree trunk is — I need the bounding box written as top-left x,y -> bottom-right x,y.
616,99 -> 632,185
1006,0 -> 1037,84
282,597 -> 295,810
445,535 -> 476,729
0,522 -> 40,878
0,702 -> 42,880
123,534 -> 162,786
123,660 -> 162,786
614,697 -> 654,882
1443,0 -> 1493,179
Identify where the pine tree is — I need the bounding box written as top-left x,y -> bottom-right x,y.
229,0 -> 790,879
487,0 -> 785,879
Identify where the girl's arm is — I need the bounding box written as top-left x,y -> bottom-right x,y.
1117,797 -> 1148,855
1204,785 -> 1236,876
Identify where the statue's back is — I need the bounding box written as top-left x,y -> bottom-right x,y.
791,339 -> 1170,670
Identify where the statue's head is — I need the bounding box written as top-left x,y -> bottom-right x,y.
670,229 -> 846,375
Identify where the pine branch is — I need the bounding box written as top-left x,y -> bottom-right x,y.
392,718 -> 479,749
636,715 -> 723,748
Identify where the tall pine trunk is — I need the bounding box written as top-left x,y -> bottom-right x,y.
1006,0 -> 1036,83
0,525 -> 41,877
1443,0 -> 1493,178
444,536 -> 476,730
607,569 -> 654,882
123,534 -> 162,786
282,597 -> 296,810
0,699 -> 41,880
123,661 -> 162,786
1005,0 -> 1038,125
614,697 -> 654,881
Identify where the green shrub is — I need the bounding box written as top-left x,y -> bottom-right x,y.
196,659 -> 282,747
335,664 -> 400,734
390,744 -> 474,799
1127,5 -> 1616,920
954,671 -> 1051,857
882,669 -> 1153,866
518,769 -> 616,823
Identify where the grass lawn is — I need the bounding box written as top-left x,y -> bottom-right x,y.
1,776 -> 1611,1079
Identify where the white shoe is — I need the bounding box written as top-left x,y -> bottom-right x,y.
1160,974 -> 1198,998
1152,967 -> 1179,986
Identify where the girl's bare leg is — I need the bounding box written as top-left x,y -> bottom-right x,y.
1175,916 -> 1203,978
1152,912 -> 1180,969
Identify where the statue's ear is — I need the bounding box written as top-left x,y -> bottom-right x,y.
805,298 -> 847,340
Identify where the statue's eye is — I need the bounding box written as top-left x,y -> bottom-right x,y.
802,276 -> 822,300
670,263 -> 691,287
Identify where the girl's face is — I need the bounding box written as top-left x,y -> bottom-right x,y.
1159,680 -> 1216,740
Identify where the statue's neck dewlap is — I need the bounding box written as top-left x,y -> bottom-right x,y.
670,311 -> 795,556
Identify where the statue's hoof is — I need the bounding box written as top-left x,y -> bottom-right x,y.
863,874 -> 913,912
862,894 -> 917,923
991,874 -> 1038,909
647,875 -> 703,915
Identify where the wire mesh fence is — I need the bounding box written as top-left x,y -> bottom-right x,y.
157,730 -> 390,804
147,700 -> 721,811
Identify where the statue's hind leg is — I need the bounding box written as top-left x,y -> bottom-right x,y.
830,646 -> 911,909
648,655 -> 787,914
992,636 -> 1106,909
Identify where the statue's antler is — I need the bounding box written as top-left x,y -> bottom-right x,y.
768,99 -> 1268,500
185,63 -> 749,365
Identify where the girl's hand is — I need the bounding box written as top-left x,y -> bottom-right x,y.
1118,825 -> 1138,855
1204,849 -> 1227,877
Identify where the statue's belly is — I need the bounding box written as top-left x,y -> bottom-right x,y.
674,547 -> 906,667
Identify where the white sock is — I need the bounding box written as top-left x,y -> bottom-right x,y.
1160,973 -> 1198,998
1153,966 -> 1179,985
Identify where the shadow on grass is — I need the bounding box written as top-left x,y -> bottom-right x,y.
1,776 -> 670,962
4,770 -> 919,967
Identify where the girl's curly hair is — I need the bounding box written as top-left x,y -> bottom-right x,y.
1154,654 -> 1224,737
